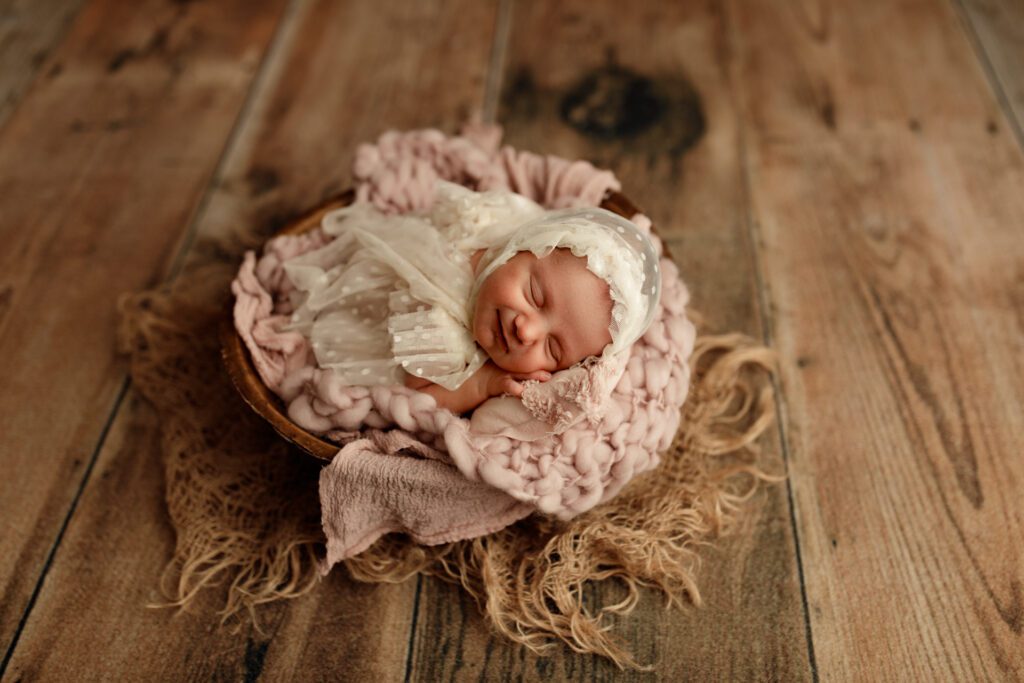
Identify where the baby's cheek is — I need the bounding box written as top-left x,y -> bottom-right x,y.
520,347 -> 550,373
493,350 -> 537,374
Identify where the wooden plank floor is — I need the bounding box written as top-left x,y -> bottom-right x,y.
1,0 -> 1021,680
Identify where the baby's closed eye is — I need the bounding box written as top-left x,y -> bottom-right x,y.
529,276 -> 543,307
547,337 -> 562,366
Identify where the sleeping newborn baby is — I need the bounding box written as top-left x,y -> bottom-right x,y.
281,181 -> 660,415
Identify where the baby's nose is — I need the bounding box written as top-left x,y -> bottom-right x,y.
514,313 -> 544,345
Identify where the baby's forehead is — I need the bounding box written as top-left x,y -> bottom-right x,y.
535,247 -> 588,271
536,249 -> 609,294
523,246 -> 581,270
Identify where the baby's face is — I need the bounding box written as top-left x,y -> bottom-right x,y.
472,248 -> 613,374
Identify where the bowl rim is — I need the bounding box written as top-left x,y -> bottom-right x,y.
222,188 -> 646,461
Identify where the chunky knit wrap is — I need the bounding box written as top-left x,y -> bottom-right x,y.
232,127 -> 697,545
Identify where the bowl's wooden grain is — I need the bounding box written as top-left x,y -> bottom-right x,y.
222,189 -> 645,460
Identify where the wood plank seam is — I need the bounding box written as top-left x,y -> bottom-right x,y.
730,29 -> 821,683
481,0 -> 513,124
0,380 -> 129,675
738,131 -> 821,683
401,574 -> 424,683
0,0 -> 305,672
949,0 -> 1024,153
402,3 -> 512,676
162,0 -> 307,283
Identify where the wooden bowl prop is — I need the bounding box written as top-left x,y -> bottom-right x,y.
222,189 -> 647,461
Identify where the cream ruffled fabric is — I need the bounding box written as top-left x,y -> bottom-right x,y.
282,182 -> 543,390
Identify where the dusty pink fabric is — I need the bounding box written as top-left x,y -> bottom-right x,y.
352,123 -> 619,214
319,430 -> 532,568
231,127 -> 697,565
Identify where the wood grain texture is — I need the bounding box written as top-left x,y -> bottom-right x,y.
958,0 -> 1024,142
0,0 -> 85,127
0,0 -> 286,661
6,0 -> 1018,679
4,0 -> 500,679
169,0 -> 498,267
406,1 -> 812,679
4,395 -> 417,683
727,0 -> 1024,679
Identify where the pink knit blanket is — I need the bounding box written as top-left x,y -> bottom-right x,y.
232,126 -> 697,569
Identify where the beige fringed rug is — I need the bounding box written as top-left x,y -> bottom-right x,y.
118,248 -> 779,670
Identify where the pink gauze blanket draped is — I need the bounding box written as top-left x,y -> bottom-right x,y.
232,126 -> 697,571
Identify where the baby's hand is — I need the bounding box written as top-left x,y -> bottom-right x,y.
482,363 -> 551,398
405,363 -> 551,415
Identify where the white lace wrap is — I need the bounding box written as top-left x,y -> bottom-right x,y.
281,182 -> 544,390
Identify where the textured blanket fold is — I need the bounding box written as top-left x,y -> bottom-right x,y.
232,126 -> 697,566
320,430 -> 532,568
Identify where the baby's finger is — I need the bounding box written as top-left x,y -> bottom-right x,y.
501,377 -> 525,397
515,370 -> 552,382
